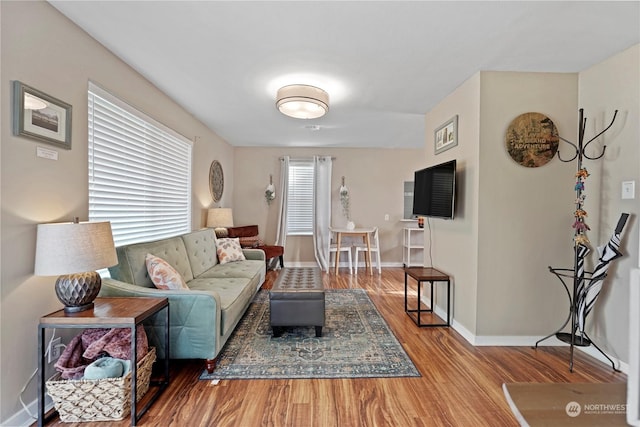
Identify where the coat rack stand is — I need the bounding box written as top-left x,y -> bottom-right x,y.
534,108 -> 621,372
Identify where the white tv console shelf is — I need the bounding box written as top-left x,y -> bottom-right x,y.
402,226 -> 424,267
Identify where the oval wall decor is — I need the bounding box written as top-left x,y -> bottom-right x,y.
505,112 -> 559,168
209,160 -> 224,202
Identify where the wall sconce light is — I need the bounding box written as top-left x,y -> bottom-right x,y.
339,176 -> 352,228
265,175 -> 276,205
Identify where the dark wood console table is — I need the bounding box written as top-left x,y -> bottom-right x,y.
404,267 -> 450,327
38,297 -> 169,426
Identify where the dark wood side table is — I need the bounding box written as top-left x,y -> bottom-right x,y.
38,297 -> 169,426
404,267 -> 450,327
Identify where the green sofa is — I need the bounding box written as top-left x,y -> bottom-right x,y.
99,228 -> 266,372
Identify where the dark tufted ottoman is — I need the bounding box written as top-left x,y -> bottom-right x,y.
269,268 -> 325,337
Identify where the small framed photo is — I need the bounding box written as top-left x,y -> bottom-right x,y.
434,115 -> 458,155
12,81 -> 72,149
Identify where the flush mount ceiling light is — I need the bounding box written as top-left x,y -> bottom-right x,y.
276,84 -> 329,119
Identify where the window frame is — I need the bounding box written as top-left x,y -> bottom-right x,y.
286,158 -> 314,236
88,82 -> 193,247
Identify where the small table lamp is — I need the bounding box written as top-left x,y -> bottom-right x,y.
34,219 -> 118,313
206,208 -> 234,229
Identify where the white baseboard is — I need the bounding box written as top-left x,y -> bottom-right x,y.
420,295 -> 629,374
3,396 -> 53,427
472,334 -> 629,374
278,269 -> 627,374
285,261 -> 320,268
285,262 -> 405,269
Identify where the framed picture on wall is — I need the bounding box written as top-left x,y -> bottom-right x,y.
434,115 -> 458,155
12,81 -> 72,149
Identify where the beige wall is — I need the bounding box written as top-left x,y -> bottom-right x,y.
425,56 -> 638,363
0,1 -> 232,422
425,71 -> 579,338
233,147 -> 426,266
476,72 -> 577,336
1,0 -> 637,423
579,44 -> 639,363
424,73 -> 481,334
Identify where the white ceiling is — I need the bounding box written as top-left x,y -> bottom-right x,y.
49,1 -> 640,149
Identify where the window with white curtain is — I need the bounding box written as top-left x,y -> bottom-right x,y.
88,82 -> 192,247
286,158 -> 314,235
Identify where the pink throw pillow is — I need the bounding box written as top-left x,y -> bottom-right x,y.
145,254 -> 189,290
216,238 -> 246,264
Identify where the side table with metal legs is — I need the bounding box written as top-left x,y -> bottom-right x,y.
404,267 -> 451,327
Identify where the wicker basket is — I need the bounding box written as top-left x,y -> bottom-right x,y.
46,347 -> 156,422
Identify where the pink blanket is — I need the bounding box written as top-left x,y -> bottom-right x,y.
54,326 -> 148,380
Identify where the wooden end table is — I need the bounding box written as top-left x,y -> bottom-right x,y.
38,297 -> 169,426
404,267 -> 450,327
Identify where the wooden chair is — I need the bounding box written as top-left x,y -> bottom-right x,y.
329,230 -> 352,274
354,227 -> 381,274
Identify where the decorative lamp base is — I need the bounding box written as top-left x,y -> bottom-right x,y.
55,272 -> 101,313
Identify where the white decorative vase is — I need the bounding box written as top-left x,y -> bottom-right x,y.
346,221 -> 355,230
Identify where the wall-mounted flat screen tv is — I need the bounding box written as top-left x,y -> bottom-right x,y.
412,159 -> 456,219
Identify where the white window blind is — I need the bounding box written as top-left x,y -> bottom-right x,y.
88,83 -> 192,246
286,159 -> 314,235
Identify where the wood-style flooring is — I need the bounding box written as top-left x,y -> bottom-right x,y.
41,268 -> 626,427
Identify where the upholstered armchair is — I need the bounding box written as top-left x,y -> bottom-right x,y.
226,225 -> 284,270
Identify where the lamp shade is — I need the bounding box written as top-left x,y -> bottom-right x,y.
34,221 -> 117,276
206,208 -> 234,228
276,84 -> 329,119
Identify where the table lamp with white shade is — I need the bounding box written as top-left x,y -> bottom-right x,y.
34,219 -> 118,313
206,208 -> 234,229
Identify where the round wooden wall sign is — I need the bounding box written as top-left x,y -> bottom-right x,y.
209,160 -> 224,202
505,112 -> 559,167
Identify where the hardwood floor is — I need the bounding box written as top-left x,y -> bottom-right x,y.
42,268 -> 626,427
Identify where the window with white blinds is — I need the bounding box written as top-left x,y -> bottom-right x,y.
286,159 -> 314,235
88,82 -> 192,247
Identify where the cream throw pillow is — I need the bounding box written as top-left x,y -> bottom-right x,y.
145,253 -> 189,290
216,238 -> 246,264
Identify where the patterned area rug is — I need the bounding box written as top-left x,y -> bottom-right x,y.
200,289 -> 420,380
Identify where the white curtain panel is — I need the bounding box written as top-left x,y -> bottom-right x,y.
313,156 -> 332,271
272,156 -> 290,269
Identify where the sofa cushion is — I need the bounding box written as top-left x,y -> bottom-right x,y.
146,254 -> 189,290
216,238 -> 246,264
109,236 -> 194,288
182,228 -> 218,277
188,277 -> 256,336
198,259 -> 265,280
